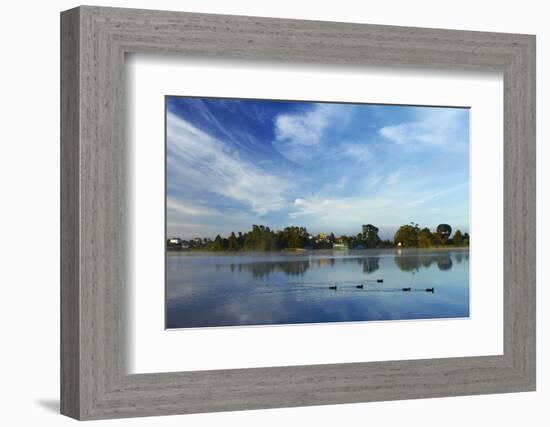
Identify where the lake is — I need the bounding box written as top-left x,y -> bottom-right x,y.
166,248 -> 469,329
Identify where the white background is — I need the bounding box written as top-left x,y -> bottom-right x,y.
0,1 -> 547,426
128,57 -> 503,373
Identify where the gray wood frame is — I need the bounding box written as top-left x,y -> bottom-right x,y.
61,5 -> 536,420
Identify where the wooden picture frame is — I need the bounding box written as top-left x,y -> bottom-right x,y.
60,5 -> 536,420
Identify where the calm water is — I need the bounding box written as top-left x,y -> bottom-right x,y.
166,248 -> 469,329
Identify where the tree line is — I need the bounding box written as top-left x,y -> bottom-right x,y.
393,222 -> 469,248
167,222 -> 469,252
210,225 -> 310,252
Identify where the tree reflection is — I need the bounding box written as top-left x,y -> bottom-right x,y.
394,252 -> 454,272
243,260 -> 311,278
436,254 -> 453,270
360,257 -> 380,274
223,250 -> 462,279
315,256 -> 380,274
394,255 -> 424,272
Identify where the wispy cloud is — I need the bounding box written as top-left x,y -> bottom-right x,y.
289,195 -> 393,228
340,143 -> 373,163
166,197 -> 220,217
275,104 -> 334,146
167,112 -> 291,216
273,104 -> 346,163
379,108 -> 469,151
386,170 -> 401,185
402,183 -> 468,208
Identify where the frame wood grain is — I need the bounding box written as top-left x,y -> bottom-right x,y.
60,5 -> 536,420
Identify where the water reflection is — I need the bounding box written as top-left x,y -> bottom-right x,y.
223,255 -> 384,279
437,254 -> 453,271
241,260 -> 311,278
166,249 -> 469,328
393,251 -> 455,273
220,250 -> 463,278
361,257 -> 380,274
454,251 -> 468,264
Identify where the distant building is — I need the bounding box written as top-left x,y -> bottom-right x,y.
167,237 -> 187,250
333,242 -> 349,250
187,237 -> 203,248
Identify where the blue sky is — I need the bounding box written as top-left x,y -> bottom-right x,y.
166,97 -> 470,240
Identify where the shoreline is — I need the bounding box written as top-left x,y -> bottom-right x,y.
166,246 -> 470,256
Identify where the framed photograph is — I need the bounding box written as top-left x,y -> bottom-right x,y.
61,6 -> 536,420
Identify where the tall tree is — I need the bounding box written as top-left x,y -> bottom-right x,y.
418,227 -> 436,248
210,235 -> 224,251
227,232 -> 239,251
394,222 -> 420,247
452,230 -> 463,246
362,224 -> 380,248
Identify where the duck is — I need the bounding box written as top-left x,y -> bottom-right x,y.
402,287 -> 411,292
356,284 -> 364,289
328,285 -> 338,290
425,287 -> 435,293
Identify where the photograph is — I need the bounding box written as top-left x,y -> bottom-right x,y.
165,96 -> 471,329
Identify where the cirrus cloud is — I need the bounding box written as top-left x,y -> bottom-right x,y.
167,112 -> 291,217
379,108 -> 469,151
272,104 -> 348,163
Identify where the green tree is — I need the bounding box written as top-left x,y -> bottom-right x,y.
418,227 -> 436,248
362,224 -> 380,248
282,226 -> 309,249
452,230 -> 463,246
227,232 -> 239,251
210,234 -> 224,251
354,233 -> 364,248
237,231 -> 244,248
394,222 -> 420,247
270,232 -> 282,251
